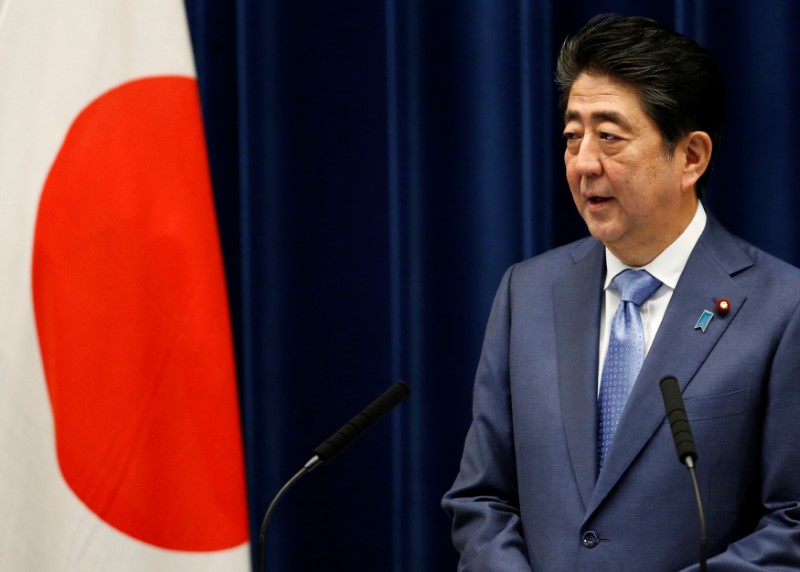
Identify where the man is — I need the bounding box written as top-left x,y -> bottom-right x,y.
442,14 -> 800,571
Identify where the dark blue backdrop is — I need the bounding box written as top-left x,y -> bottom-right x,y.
184,1 -> 800,570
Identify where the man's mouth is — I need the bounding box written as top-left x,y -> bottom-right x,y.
588,196 -> 611,204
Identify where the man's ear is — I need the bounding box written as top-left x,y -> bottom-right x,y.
680,131 -> 713,192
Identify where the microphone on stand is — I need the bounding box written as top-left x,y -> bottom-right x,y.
257,380 -> 411,572
659,375 -> 707,572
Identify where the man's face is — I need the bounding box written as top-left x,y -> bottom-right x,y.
563,73 -> 697,266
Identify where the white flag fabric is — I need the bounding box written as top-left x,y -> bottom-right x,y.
0,1 -> 251,570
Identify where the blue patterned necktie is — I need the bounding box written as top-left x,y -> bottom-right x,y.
597,269 -> 662,470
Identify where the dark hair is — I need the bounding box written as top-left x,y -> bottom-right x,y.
556,13 -> 726,196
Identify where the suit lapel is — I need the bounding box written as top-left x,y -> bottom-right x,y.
586,214 -> 752,517
554,238 -> 606,511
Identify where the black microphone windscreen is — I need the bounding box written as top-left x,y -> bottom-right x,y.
659,376 -> 698,464
312,381 -> 410,464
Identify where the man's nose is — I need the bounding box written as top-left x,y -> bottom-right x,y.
573,137 -> 603,176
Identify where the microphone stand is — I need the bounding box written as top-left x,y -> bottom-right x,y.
685,457 -> 707,572
257,456 -> 322,572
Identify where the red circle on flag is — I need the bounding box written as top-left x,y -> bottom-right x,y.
32,76 -> 249,551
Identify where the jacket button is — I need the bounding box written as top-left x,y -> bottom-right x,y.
582,530 -> 600,548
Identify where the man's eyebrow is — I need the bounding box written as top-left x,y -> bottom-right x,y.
563,110 -> 632,130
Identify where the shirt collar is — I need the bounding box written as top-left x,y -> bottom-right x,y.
604,202 -> 707,290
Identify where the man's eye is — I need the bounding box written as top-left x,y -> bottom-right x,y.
599,132 -> 619,141
563,132 -> 580,142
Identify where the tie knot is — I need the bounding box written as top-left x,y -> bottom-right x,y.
611,269 -> 662,306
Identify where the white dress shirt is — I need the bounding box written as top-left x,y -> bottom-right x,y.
597,203 -> 707,391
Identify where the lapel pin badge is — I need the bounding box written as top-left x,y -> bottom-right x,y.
716,297 -> 731,315
695,310 -> 714,332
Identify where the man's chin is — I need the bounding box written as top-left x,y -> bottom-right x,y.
582,213 -> 620,241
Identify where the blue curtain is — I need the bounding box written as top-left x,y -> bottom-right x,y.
184,1 -> 800,570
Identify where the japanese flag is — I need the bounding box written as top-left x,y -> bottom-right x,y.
0,0 -> 250,570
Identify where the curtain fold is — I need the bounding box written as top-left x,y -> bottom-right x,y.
185,1 -> 800,570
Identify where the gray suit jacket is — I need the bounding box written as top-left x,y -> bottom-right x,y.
443,213 -> 800,570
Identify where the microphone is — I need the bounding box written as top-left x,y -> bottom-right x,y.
310,379 -> 411,468
659,375 -> 707,572
257,380 -> 411,572
659,375 -> 697,466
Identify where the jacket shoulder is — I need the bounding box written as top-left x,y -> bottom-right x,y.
506,236 -> 601,283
